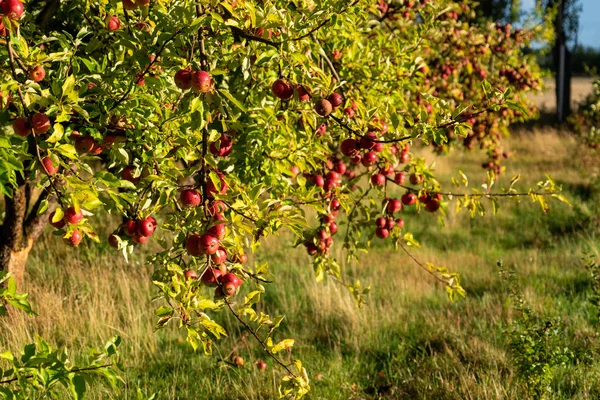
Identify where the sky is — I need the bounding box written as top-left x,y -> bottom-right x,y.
522,0 -> 600,49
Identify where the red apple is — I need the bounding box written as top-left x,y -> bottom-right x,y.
68,229 -> 83,247
327,93 -> 343,108
206,173 -> 228,196
201,267 -> 222,286
49,211 -> 65,229
394,172 -> 407,185
207,200 -> 227,215
341,139 -> 359,157
174,69 -> 192,90
271,79 -> 294,100
409,173 -> 424,185
361,151 -> 378,167
132,234 -> 148,244
124,220 -> 138,236
343,107 -> 355,118
316,123 -> 327,136
314,99 -> 332,116
211,247 -> 227,264
256,360 -> 267,370
371,173 -> 386,186
12,117 -> 31,137
180,189 -> 201,207
186,234 -> 203,257
123,0 -> 138,10
41,157 -> 59,175
31,113 -> 50,134
184,270 -> 198,280
191,70 -> 211,93
29,66 -> 45,82
198,233 -> 219,255
234,253 -> 248,264
376,217 -> 386,228
375,227 -> 389,239
386,199 -> 402,214
296,85 -> 310,101
121,166 -> 140,184
75,136 -> 95,154
2,0 -> 24,19
425,199 -> 440,212
64,207 -> 83,225
137,217 -> 155,237
401,193 -> 417,206
108,234 -> 120,248
107,15 -> 120,31
396,218 -> 405,229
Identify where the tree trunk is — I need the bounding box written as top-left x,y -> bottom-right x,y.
0,182 -> 54,289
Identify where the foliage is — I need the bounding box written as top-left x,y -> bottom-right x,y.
499,261 -> 573,399
570,77 -> 600,149
0,272 -> 123,399
0,0 -> 566,397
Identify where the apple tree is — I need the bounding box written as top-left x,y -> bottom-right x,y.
0,0 -> 566,397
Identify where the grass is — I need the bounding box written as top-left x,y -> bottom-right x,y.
2,122 -> 600,399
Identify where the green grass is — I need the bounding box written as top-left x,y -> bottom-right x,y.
2,127 -> 600,399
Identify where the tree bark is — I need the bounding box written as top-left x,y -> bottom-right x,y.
1,184 -> 54,289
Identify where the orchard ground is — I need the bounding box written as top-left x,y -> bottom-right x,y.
2,79 -> 600,399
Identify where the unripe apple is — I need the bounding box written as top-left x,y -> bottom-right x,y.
394,172 -> 407,185
124,220 -> 138,236
409,173 -> 424,185
191,71 -> 211,93
137,217 -> 155,237
12,117 -> 31,137
314,99 -> 332,116
184,270 -> 198,280
180,189 -> 201,207
375,227 -> 389,239
186,234 -> 203,257
68,229 -> 83,247
31,113 -> 50,134
64,207 -> 83,225
108,234 -> 120,248
49,211 -> 66,229
198,234 -> 219,255
371,173 -> 386,186
2,0 -> 24,19
386,199 -> 402,214
233,356 -> 244,367
401,193 -> 417,206
29,66 -> 46,82
271,79 -> 294,100
41,157 -> 59,175
327,93 -> 343,108
106,15 -> 121,31
174,69 -> 192,90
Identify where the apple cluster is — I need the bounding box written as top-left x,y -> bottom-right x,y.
109,216 -> 157,246
48,207 -> 85,247
174,69 -> 212,93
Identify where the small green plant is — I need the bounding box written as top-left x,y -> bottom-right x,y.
584,255 -> 600,325
498,261 -> 573,399
0,271 -> 123,399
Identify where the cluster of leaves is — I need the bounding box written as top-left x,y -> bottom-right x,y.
498,261 -> 573,399
569,78 -> 600,150
0,0 -> 566,397
0,271 -> 123,399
